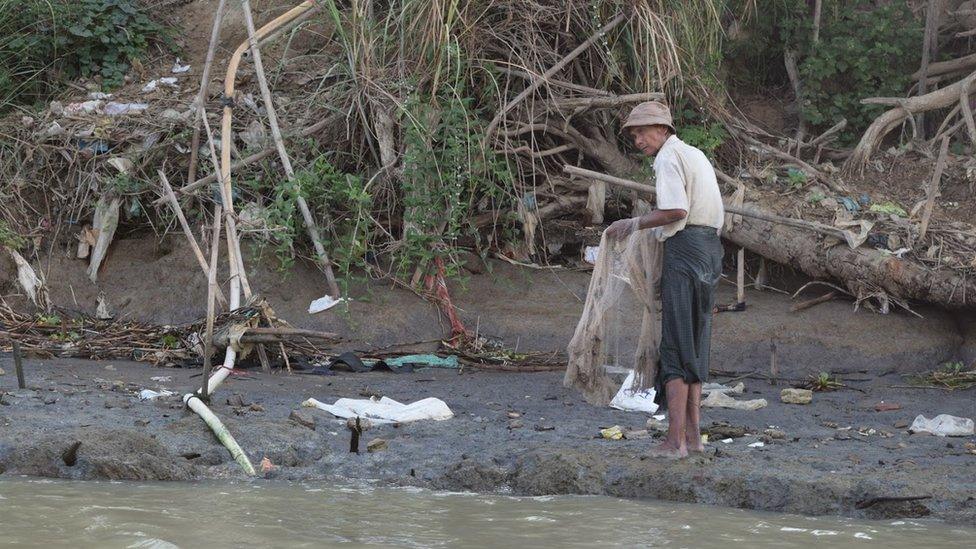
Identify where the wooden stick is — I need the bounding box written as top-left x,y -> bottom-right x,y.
201,204 -> 222,399
916,0 -> 941,137
754,257 -> 768,290
241,0 -> 341,298
279,342 -> 291,373
159,170 -> 227,307
736,248 -> 746,305
563,165 -> 851,240
791,291 -> 838,312
769,339 -> 778,386
960,72 -> 976,148
13,340 -> 25,389
186,0 -> 228,185
485,12 -> 627,138
551,92 -> 664,110
919,136 -> 950,240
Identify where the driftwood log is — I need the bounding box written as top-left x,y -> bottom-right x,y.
722,205 -> 976,308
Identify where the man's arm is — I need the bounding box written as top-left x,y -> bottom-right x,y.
605,208 -> 687,240
636,208 -> 687,230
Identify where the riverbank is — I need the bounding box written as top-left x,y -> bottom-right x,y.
1,354 -> 974,525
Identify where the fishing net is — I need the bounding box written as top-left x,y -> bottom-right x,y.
564,229 -> 663,405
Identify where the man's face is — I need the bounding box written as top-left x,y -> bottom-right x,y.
630,125 -> 670,156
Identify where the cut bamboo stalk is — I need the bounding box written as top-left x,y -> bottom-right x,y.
240,0 -> 341,298
201,203 -> 222,399
183,394 -> 256,475
205,1 -> 313,396
919,136 -> 950,240
736,248 -> 746,305
187,0 -> 228,185
13,340 -> 25,389
159,170 -> 227,307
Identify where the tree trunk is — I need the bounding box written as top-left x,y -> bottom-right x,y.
722,204 -> 976,309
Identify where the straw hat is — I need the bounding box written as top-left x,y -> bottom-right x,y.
622,101 -> 675,133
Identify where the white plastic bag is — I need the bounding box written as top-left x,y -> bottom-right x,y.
302,396 -> 453,424
609,371 -> 659,413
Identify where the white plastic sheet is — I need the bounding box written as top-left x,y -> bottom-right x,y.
909,414 -> 974,437
302,396 -> 453,424
609,371 -> 658,413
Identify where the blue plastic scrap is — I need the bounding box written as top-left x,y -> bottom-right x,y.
385,354 -> 460,369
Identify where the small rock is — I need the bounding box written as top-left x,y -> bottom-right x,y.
823,421 -> 839,429
507,411 -> 521,419
508,419 -> 524,430
104,365 -> 116,371
249,404 -> 265,412
623,429 -> 650,439
367,438 -> 388,453
134,419 -> 150,427
834,431 -> 852,441
874,401 -> 901,412
763,428 -> 786,439
260,457 -> 276,474
0,367 -> 5,375
646,417 -> 669,433
226,393 -> 247,407
533,424 -> 555,432
780,388 -> 813,405
894,419 -> 910,429
289,410 -> 316,430
43,395 -> 58,405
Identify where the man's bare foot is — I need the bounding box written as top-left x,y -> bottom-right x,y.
685,436 -> 705,453
646,440 -> 688,459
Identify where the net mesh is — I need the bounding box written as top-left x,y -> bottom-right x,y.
564,230 -> 663,405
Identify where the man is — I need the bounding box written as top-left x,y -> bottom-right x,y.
606,101 -> 724,458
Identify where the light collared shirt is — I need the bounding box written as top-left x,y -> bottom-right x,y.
653,135 -> 725,240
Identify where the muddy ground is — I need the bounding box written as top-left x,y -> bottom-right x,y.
2,240 -> 976,525
1,354 -> 974,525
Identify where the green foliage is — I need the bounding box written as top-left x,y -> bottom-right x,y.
726,1 -> 922,143
62,0 -> 171,88
0,219 -> 26,249
785,168 -> 807,189
672,98 -> 728,158
0,0 -> 170,110
798,3 -> 920,143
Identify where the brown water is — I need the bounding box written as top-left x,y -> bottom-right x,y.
0,478 -> 972,548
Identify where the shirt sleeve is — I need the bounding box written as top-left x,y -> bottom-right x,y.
654,154 -> 689,212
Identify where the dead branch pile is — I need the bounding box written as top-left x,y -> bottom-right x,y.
0,300 -> 339,365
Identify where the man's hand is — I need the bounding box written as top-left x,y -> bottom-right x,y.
605,218 -> 638,241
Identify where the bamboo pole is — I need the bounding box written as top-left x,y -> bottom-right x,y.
186,0 -> 229,185
240,0 -> 341,298
736,248 -> 746,305
159,170 -> 227,307
13,340 -> 25,389
183,394 -> 256,475
201,203 -> 222,399
919,136 -> 950,240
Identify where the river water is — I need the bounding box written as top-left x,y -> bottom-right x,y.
0,478 -> 972,548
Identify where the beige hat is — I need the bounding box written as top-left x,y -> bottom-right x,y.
622,101 -> 675,133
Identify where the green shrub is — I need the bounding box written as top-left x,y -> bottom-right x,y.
726,1 -> 922,143
0,0 -> 171,110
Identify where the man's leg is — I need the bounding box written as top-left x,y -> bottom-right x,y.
648,378 -> 689,458
685,382 -> 703,452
